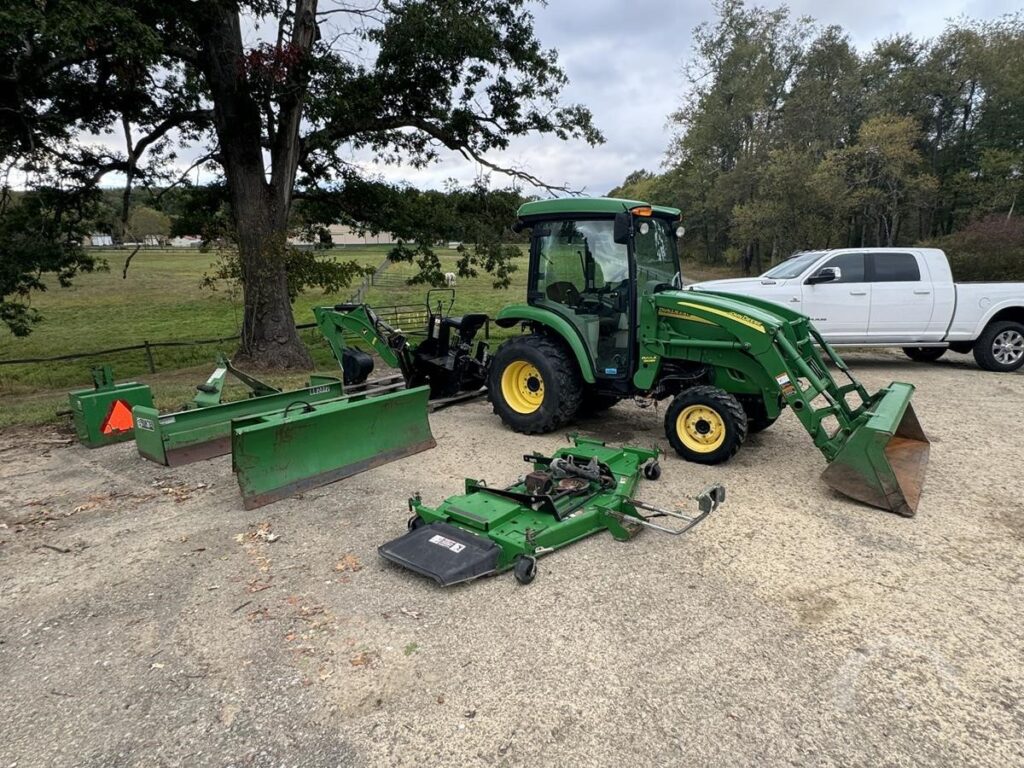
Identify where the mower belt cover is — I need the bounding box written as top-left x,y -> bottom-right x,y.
821,382 -> 930,518
380,436 -> 723,586
133,375 -> 346,466
69,365 -> 154,448
232,385 -> 436,509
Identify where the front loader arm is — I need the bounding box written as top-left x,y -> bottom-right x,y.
646,291 -> 929,516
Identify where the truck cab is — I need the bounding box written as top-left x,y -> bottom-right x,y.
694,248 -> 956,343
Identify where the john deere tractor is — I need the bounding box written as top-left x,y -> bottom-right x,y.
487,198 -> 930,516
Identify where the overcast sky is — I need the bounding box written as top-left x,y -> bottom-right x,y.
73,0 -> 1020,197
347,0 -> 1021,197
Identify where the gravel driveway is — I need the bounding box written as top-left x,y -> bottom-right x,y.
1,350 -> 1021,767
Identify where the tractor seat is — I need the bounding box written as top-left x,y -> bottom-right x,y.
442,313 -> 489,341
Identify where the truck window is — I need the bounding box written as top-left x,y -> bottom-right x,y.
818,253 -> 865,283
869,252 -> 920,282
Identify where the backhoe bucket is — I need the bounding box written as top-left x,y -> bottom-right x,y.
231,385 -> 435,509
821,382 -> 930,517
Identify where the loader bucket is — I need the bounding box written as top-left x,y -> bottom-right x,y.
820,382 -> 930,517
231,385 -> 435,509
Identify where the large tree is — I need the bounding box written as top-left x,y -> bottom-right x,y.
2,0 -> 600,362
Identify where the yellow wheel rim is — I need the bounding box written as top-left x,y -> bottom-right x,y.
676,405 -> 726,453
501,361 -> 545,414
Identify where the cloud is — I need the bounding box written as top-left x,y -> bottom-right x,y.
87,0 -> 1021,197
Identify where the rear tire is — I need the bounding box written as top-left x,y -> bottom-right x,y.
488,334 -> 583,434
973,321 -> 1024,372
665,386 -> 747,465
902,347 -> 946,363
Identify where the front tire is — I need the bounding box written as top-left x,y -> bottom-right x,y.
973,321 -> 1024,372
665,386 -> 747,465
903,347 -> 946,363
488,334 -> 583,434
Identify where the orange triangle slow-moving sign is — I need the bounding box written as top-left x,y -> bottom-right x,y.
102,399 -> 135,435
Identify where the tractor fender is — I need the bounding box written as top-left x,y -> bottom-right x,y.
494,304 -> 596,384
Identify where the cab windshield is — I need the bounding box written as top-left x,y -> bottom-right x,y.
634,217 -> 680,285
762,251 -> 825,279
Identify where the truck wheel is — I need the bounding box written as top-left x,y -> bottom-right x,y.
902,347 -> 946,363
488,335 -> 583,434
973,321 -> 1024,372
665,386 -> 747,465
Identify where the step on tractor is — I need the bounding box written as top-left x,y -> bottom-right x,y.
486,198 -> 930,517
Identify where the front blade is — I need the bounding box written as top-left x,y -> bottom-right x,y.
821,383 -> 930,517
232,385 -> 436,509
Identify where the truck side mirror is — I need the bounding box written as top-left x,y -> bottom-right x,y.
806,266 -> 841,285
613,212 -> 631,244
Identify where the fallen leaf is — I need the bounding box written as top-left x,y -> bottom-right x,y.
349,651 -> 378,668
334,554 -> 363,573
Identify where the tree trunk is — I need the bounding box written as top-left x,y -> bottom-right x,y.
235,194 -> 312,368
194,2 -> 313,369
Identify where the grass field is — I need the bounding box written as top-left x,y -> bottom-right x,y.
0,245 -> 739,428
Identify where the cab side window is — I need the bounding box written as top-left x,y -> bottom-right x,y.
817,253 -> 865,283
869,252 -> 921,282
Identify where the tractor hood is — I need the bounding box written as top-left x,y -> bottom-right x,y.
689,277 -> 783,291
652,288 -> 793,334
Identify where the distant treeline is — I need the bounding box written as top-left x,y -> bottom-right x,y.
609,1 -> 1024,277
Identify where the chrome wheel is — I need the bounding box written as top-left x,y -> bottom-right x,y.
993,330 -> 1024,365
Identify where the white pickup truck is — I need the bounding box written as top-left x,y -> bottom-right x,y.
690,247 -> 1024,372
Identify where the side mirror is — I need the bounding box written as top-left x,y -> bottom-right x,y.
613,212 -> 631,244
806,266 -> 841,285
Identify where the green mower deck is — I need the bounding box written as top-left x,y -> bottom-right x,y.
379,436 -> 724,586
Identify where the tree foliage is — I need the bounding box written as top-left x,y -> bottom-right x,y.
614,1 -> 1024,275
1,0 -> 600,360
0,186 -> 102,336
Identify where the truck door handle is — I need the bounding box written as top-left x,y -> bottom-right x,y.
789,297 -> 800,303
913,289 -> 931,295
849,290 -> 867,296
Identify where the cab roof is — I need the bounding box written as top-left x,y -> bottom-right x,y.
516,197 -> 681,222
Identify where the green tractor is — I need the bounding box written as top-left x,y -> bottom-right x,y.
487,198 -> 930,517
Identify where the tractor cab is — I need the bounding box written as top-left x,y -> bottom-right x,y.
516,198 -> 683,389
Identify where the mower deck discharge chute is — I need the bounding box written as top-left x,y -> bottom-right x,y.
379,436 -> 724,586
232,385 -> 435,509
